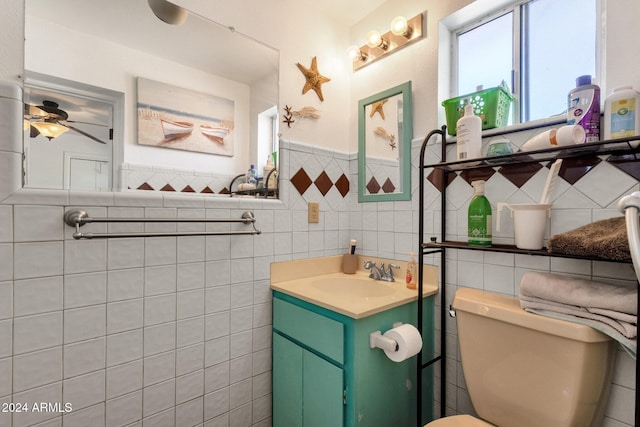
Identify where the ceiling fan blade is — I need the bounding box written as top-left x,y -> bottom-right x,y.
65,119 -> 110,127
64,123 -> 108,144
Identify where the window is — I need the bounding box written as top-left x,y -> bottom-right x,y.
454,0 -> 597,124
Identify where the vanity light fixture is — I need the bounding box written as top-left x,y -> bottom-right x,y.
350,12 -> 424,71
31,121 -> 69,140
148,0 -> 188,25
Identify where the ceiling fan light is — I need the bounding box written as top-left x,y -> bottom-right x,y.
31,121 -> 69,140
148,0 -> 188,25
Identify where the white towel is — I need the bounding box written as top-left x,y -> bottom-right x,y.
519,271 -> 637,358
520,271 -> 637,317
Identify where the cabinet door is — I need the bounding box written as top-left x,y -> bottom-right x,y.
273,333 -> 303,426
273,332 -> 344,427
303,349 -> 344,427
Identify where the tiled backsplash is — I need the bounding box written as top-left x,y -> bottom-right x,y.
121,163 -> 236,195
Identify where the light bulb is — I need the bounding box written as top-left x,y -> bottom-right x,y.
347,46 -> 367,62
366,31 -> 381,48
390,16 -> 412,37
365,30 -> 389,50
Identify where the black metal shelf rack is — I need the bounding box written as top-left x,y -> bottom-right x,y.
415,127 -> 640,427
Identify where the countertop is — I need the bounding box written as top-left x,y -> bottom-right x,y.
270,255 -> 438,319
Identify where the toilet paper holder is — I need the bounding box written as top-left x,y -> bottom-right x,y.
369,322 -> 403,352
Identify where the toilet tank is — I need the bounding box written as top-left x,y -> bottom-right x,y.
453,288 -> 615,427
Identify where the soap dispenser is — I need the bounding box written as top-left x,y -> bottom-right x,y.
406,252 -> 417,290
456,99 -> 482,161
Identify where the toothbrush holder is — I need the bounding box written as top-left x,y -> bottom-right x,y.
342,254 -> 358,274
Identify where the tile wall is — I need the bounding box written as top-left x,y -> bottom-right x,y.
0,140 -> 355,427
1,128 -> 639,426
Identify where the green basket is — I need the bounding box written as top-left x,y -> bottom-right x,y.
442,85 -> 514,136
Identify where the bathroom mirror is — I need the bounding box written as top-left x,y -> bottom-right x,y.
23,0 -> 279,193
358,81 -> 412,202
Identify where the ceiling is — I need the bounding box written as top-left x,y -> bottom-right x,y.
299,0 -> 388,26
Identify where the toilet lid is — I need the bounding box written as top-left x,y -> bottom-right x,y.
425,414 -> 494,427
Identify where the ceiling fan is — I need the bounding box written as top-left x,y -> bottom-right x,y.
24,100 -> 111,145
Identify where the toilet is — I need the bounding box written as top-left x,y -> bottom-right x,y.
426,288 -> 616,427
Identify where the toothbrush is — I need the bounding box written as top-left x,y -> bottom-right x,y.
539,159 -> 563,205
350,239 -> 357,255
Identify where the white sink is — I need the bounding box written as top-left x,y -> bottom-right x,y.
311,277 -> 395,298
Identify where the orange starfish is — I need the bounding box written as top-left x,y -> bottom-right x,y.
296,56 -> 331,101
370,99 -> 388,119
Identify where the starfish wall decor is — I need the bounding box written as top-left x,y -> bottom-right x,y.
282,105 -> 322,128
296,56 -> 331,101
369,99 -> 388,119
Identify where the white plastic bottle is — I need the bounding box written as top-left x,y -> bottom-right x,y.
456,100 -> 482,161
567,75 -> 600,143
604,86 -> 640,143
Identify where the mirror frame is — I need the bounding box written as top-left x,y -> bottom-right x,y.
357,81 -> 412,202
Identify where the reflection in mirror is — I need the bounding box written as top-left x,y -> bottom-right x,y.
24,0 -> 279,196
358,81 -> 412,202
23,72 -> 123,191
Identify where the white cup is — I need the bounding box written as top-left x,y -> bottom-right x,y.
496,203 -> 552,250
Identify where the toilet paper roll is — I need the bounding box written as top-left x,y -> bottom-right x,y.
382,324 -> 422,362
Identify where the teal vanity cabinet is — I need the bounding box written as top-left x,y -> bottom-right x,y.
272,291 -> 435,427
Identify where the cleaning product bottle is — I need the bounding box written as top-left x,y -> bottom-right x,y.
263,155 -> 276,189
567,75 -> 600,143
604,86 -> 640,144
246,164 -> 257,185
405,252 -> 417,290
456,99 -> 482,161
468,180 -> 492,247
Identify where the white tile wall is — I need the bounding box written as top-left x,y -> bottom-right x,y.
0,140 -> 636,427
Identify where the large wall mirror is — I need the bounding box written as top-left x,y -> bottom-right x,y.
24,0 -> 279,194
358,81 -> 412,202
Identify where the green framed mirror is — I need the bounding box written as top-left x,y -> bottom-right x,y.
358,81 -> 412,202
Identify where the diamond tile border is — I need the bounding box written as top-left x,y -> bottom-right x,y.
291,167 -> 351,198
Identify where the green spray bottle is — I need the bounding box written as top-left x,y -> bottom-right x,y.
468,180 -> 492,246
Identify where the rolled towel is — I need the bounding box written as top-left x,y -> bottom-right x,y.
520,271 -> 637,317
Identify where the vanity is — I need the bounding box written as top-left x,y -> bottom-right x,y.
270,255 -> 438,427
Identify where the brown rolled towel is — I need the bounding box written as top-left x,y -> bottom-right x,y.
547,216 -> 631,261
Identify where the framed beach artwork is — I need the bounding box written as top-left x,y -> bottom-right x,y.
137,77 -> 235,156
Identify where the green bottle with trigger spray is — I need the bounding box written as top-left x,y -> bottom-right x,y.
468,180 -> 492,246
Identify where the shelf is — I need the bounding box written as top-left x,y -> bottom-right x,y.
424,135 -> 640,171
423,240 -> 632,263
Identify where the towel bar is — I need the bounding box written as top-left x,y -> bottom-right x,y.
64,209 -> 261,240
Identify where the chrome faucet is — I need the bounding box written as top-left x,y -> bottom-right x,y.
364,261 -> 400,282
